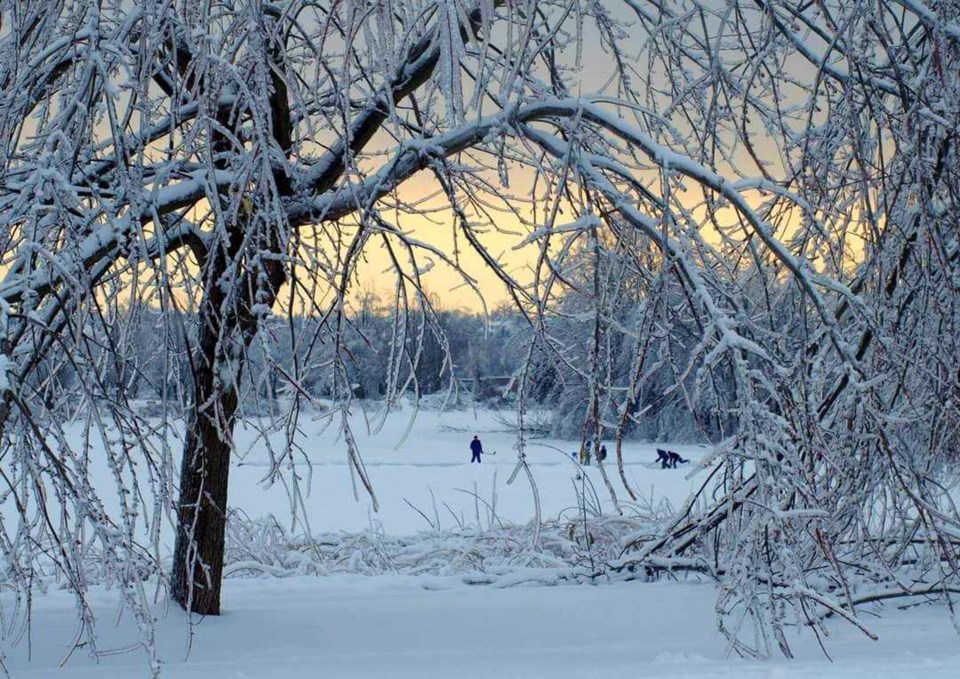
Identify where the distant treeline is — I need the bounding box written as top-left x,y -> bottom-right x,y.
29,289 -> 730,443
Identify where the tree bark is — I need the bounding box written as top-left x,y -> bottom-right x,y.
170,278 -> 240,615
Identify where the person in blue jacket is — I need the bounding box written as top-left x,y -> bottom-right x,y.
470,435 -> 484,463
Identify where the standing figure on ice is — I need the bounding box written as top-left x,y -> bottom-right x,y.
470,435 -> 484,463
580,440 -> 592,466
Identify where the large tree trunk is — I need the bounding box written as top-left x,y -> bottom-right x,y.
169,201 -> 287,615
170,289 -> 240,615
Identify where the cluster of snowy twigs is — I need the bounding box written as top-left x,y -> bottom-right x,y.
0,510 -> 666,590
221,477 -> 676,584
221,514 -> 650,585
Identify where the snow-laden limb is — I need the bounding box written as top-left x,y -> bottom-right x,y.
221,513 -> 660,586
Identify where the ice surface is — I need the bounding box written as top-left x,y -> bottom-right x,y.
3,406 -> 957,677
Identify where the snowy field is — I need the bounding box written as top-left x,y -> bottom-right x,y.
226,405 -> 710,534
10,576 -> 960,678
3,405 -> 958,677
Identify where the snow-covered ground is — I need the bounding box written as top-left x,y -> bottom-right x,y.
8,576 -> 960,678
4,405 -> 958,677
226,405 -> 709,534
